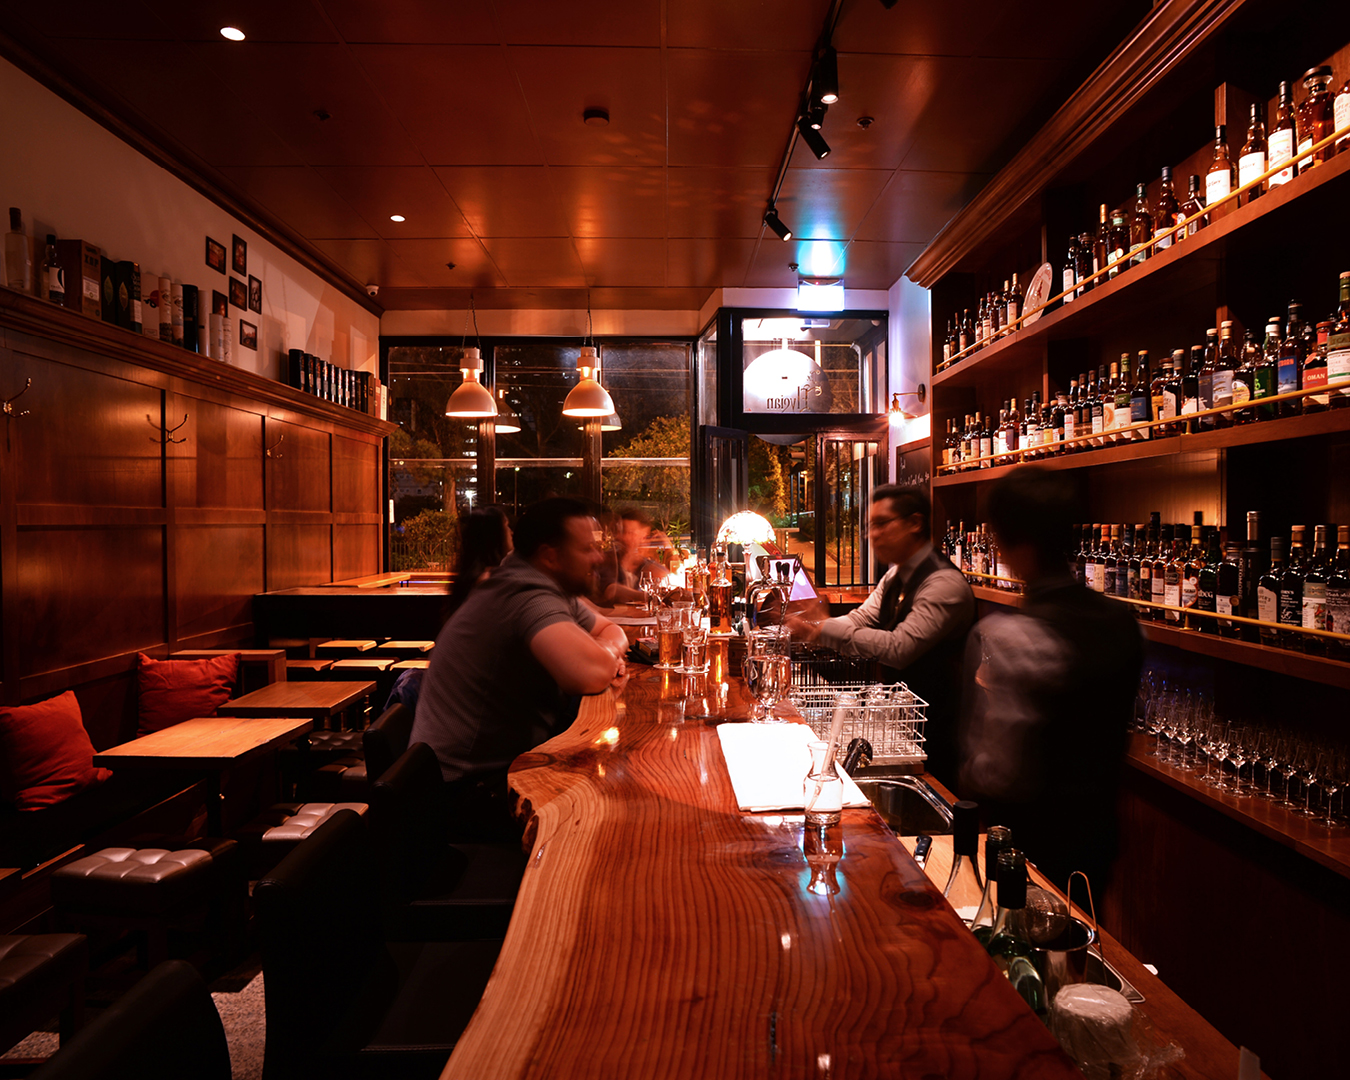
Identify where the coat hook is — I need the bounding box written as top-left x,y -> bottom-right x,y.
147,413 -> 189,445
266,434 -> 285,459
4,378 -> 31,451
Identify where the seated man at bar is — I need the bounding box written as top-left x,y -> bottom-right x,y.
412,497 -> 628,839
958,466 -> 1143,893
786,485 -> 974,782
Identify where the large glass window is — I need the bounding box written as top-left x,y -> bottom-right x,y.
494,343 -> 585,518
740,316 -> 886,416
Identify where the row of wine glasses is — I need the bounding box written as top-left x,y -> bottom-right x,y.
1137,675 -> 1348,829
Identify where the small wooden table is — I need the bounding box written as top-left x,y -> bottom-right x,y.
94,716 -> 312,834
315,639 -> 377,656
170,649 -> 287,689
373,640 -> 434,657
215,680 -> 376,728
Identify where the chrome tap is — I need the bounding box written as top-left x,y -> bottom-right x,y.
746,556 -> 794,630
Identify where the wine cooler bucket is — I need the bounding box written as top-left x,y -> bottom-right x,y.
789,681 -> 928,765
1030,917 -> 1098,1001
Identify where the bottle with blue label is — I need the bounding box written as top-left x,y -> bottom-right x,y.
1277,301 -> 1306,416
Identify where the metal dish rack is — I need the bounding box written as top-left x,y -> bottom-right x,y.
788,645 -> 927,766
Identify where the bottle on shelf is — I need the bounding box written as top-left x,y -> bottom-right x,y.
1118,524 -> 1135,600
984,849 -> 1046,1017
1303,525 -> 1331,655
1129,182 -> 1153,266
979,411 -> 994,464
943,800 -> 986,926
1336,71 -> 1350,156
41,235 -> 63,306
1326,526 -> 1350,661
1094,525 -> 1109,594
1053,390 -> 1070,448
942,317 -> 954,367
1196,527 -> 1220,632
1006,397 -> 1021,458
1101,359 -> 1120,436
1298,66 -> 1336,167
992,285 -> 1006,338
1107,208 -> 1129,277
1164,527 -> 1185,624
1178,173 -> 1207,239
1075,233 -> 1094,298
1328,272 -> 1350,407
995,401 -> 1009,461
1155,350 -> 1180,436
1278,300 -> 1307,416
709,550 -> 734,634
1006,273 -> 1022,328
1075,525 -> 1090,587
1130,349 -> 1152,439
1182,519 -> 1205,628
959,309 -> 972,354
1255,317 -> 1280,419
1258,536 -> 1284,647
1279,526 -> 1309,651
5,208 -> 31,294
1196,328 -> 1219,430
1215,320 -> 1238,425
1268,80 -> 1299,188
969,825 -> 1012,945
1104,525 -> 1120,596
1062,235 -> 1078,303
1151,522 -> 1171,621
1303,322 -> 1330,413
1154,166 -> 1180,251
1182,344 -> 1202,428
1217,541 -> 1242,639
1240,511 -> 1265,637
1138,518 -> 1155,606
1093,204 -> 1109,278
1205,125 -> 1235,220
1237,102 -> 1267,203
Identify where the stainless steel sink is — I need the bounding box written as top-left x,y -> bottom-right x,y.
854,776 -> 953,836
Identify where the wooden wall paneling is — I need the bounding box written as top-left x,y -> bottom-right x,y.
168,393 -> 265,511
174,524 -> 266,643
263,417 -> 331,514
332,434 -> 379,516
333,523 -> 380,582
267,523 -> 333,592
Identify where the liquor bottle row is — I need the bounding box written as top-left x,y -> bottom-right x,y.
939,62 -> 1350,371
939,275 -> 1350,471
286,349 -> 382,414
942,512 -> 1350,661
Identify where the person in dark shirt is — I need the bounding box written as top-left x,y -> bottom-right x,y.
958,467 -> 1143,894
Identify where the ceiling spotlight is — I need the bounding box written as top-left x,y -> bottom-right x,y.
805,99 -> 828,131
763,208 -> 792,241
583,107 -> 610,126
389,214 -> 405,222
220,26 -> 246,41
814,47 -> 839,105
797,116 -> 831,160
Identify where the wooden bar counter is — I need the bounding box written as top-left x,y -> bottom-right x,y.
443,666 -> 1082,1079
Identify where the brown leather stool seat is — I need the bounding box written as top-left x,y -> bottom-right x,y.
0,934 -> 87,1055
50,840 -> 240,968
238,802 -> 369,876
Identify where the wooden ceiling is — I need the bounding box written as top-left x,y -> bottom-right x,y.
0,0 -> 1148,310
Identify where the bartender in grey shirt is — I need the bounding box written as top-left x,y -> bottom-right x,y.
787,485 -> 974,782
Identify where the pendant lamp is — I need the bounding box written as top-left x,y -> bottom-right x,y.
444,292 -> 497,419
562,345 -> 616,417
494,388 -> 521,433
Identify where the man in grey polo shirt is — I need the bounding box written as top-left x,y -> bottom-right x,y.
412,497 -> 628,837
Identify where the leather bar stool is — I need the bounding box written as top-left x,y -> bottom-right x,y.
237,800 -> 369,876
0,933 -> 87,1056
308,701 -> 414,803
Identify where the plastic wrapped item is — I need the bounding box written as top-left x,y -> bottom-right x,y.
1049,985 -> 1184,1079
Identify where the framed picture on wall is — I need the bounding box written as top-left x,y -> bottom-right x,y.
212,290 -> 228,316
248,275 -> 262,313
228,277 -> 247,310
205,237 -> 226,274
232,234 -> 247,274
239,320 -> 257,351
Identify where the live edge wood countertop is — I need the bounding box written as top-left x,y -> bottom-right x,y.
442,666 -> 1082,1080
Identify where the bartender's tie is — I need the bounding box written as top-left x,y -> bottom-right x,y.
877,570 -> 906,631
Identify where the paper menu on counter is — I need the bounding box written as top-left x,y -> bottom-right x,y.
717,722 -> 870,812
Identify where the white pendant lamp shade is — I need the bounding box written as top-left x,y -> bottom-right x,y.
494,388 -> 522,433
562,345 -> 616,417
445,347 -> 498,418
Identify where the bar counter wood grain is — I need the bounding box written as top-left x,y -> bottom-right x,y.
442,667 -> 1080,1079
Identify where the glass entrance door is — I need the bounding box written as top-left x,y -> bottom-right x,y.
695,426 -> 748,550
815,426 -> 888,591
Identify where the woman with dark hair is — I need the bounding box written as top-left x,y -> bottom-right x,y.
445,505 -> 513,621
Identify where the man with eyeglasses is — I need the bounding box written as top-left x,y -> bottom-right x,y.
786,484 -> 974,782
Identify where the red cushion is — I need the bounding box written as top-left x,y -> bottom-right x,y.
137,653 -> 240,735
0,691 -> 113,810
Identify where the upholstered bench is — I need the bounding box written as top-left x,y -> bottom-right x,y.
0,933 -> 87,1055
238,802 -> 368,875
50,839 -> 241,968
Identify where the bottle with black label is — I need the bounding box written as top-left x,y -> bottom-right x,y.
943,800 -> 985,926
1326,526 -> 1350,661
1182,520 -> 1205,628
984,850 -> 1047,1017
1279,527 -> 1309,651
1154,166 -> 1179,250
1302,526 -> 1330,655
1178,174 -> 1206,239
1232,329 -> 1257,424
1196,528 -> 1221,632
41,235 -> 63,305
1130,350 -> 1151,439
1129,182 -> 1153,266
1240,511 -> 1266,639
1258,536 -> 1284,647
1217,542 -> 1242,638
970,825 -> 1012,946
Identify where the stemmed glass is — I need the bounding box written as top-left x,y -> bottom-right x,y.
1315,747 -> 1347,830
1192,719 -> 1215,784
742,653 -> 790,723
1172,704 -> 1196,769
637,568 -> 657,614
1145,679 -> 1170,757
1292,740 -> 1321,816
1227,725 -> 1253,795
1206,723 -> 1232,789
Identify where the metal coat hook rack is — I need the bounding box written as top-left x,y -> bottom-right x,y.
266,434 -> 285,459
148,413 -> 189,445
4,378 -> 31,450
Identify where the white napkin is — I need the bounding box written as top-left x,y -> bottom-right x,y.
605,613 -> 657,626
717,722 -> 871,812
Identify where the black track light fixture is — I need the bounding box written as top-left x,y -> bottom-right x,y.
763,207 -> 793,241
814,46 -> 839,105
805,98 -> 828,131
797,114 -> 831,159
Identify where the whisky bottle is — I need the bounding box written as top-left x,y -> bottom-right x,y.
1182,522 -> 1205,627
1053,391 -> 1069,449
1269,81 -> 1298,188
979,411 -> 993,464
1129,523 -> 1145,601
1090,370 -> 1106,439
1279,526 -> 1309,651
1258,536 -> 1284,647
995,401 -> 1009,460
1094,525 -> 1108,594
1104,525 -> 1119,597
1298,66 -> 1335,167
709,549 -> 734,634
1006,397 -> 1021,456
1240,511 -> 1266,637
1164,529 -> 1185,624
1062,236 -> 1078,303
1255,318 -> 1279,419
1178,174 -> 1207,240
1196,528 -> 1221,633
1113,353 -> 1132,439
1131,350 -> 1152,439
1102,358 -> 1120,435
942,317 -> 954,367
1231,328 -> 1256,424
959,308 -> 972,353
1327,271 -> 1350,407
1238,102 -> 1267,203
1196,328 -> 1220,430
1214,321 -> 1237,426
1075,232 -> 1094,297
1303,322 -> 1331,413
1076,525 -> 1090,587
1006,273 -> 1022,327
1183,344 -> 1203,428
1152,353 -> 1173,435
1326,526 -> 1350,661
1303,525 -> 1330,655
1093,204 -> 1109,277
1117,524 -> 1134,600
1107,209 -> 1129,277
1154,166 -> 1180,251
1336,72 -> 1350,156
1129,182 -> 1153,266
1150,522 -> 1170,622
1278,301 -> 1306,415
1205,125 -> 1235,219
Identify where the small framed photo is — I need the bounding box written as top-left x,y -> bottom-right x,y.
212,290 -> 228,316
248,274 -> 262,313
228,277 -> 247,310
232,234 -> 247,274
205,237 -> 226,274
238,320 -> 257,351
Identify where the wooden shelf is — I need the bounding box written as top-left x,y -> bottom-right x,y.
933,407 -> 1350,487
1126,734 -> 1350,881
930,148 -> 1350,392
0,286 -> 396,438
970,585 -> 1350,689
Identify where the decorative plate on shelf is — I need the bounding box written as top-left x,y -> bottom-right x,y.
1022,262 -> 1054,326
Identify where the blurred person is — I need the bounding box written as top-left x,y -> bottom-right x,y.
412,497 -> 628,839
958,466 -> 1143,893
596,508 -> 670,605
786,485 -> 974,782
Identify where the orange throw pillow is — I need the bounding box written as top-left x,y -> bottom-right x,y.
0,691 -> 113,810
137,652 -> 240,735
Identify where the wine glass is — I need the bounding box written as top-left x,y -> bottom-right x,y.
1206,723 -> 1231,789
742,653 -> 789,723
1293,740 -> 1321,816
1227,725 -> 1253,795
1315,747 -> 1347,830
1145,680 -> 1170,757
637,568 -> 656,613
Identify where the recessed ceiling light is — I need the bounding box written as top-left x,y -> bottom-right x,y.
389,214 -> 405,222
220,27 -> 246,41
583,108 -> 610,127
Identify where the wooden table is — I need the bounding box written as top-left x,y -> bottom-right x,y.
170,648 -> 288,690
442,667 -> 1081,1079
215,680 -> 376,728
93,716 -> 312,834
